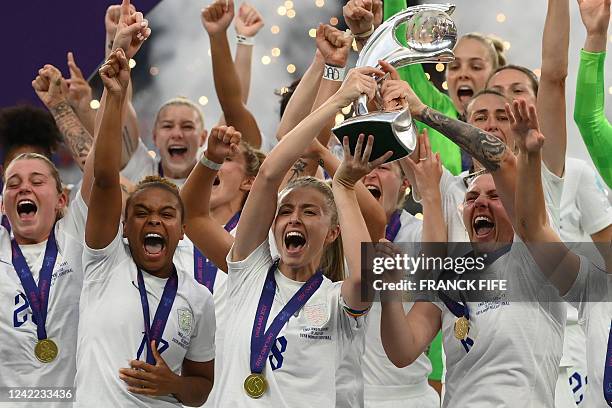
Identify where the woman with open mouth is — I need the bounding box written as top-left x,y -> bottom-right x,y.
77,47 -> 215,407
199,65 -> 391,407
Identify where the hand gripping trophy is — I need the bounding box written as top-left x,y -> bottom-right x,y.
333,4 -> 457,162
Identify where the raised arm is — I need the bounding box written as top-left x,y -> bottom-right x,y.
334,135 -> 392,310
537,0 -> 570,177
202,0 -> 262,148
97,0 -> 149,168
276,52 -> 325,140
181,126 -> 242,272
574,0 -> 612,188
231,67 -> 383,262
233,2 -> 264,103
32,65 -> 93,172
85,49 -> 130,249
405,131 -> 446,243
65,52 -> 96,135
508,100 -> 580,294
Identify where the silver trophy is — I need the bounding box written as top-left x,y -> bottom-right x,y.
333,4 -> 457,162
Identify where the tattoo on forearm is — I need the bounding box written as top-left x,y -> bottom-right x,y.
289,159 -> 307,181
49,102 -> 93,170
417,107 -> 506,171
108,40 -> 114,51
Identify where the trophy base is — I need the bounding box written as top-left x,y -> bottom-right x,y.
332,108 -> 417,163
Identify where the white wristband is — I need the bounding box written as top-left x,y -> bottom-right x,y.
353,24 -> 375,39
236,34 -> 254,46
323,64 -> 346,82
200,154 -> 223,171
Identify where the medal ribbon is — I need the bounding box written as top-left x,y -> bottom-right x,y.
11,229 -> 58,341
1,214 -> 11,233
158,161 -> 164,178
250,260 -> 323,374
136,265 -> 179,365
193,211 -> 241,293
604,318 -> 612,406
385,210 -> 402,242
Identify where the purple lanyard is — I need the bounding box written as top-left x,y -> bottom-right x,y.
604,319 -> 612,406
193,211 -> 241,293
11,229 -> 58,341
136,265 -> 178,365
385,210 -> 402,242
1,214 -> 11,233
157,161 -> 164,178
250,260 -> 323,374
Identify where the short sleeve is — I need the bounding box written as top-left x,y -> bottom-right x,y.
575,164 -> 612,234
185,292 -> 216,362
82,228 -> 129,282
562,255 -> 609,313
226,239 -> 273,294
541,163 -> 564,232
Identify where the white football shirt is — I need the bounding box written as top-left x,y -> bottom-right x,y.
75,229 -> 215,408
210,239 -> 366,407
436,237 -> 566,407
563,256 -> 611,407
0,192 -> 88,408
121,140 -> 187,187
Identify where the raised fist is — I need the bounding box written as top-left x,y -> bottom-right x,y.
234,3 -> 264,38
315,24 -> 352,68
32,65 -> 69,109
201,0 -> 235,36
343,0 -> 382,37
206,125 -> 242,164
99,48 -> 131,97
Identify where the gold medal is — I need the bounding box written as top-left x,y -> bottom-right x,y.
454,316 -> 469,340
244,373 -> 267,398
35,339 -> 58,363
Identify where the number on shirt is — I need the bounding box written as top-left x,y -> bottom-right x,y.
13,293 -> 36,328
569,371 -> 587,405
269,336 -> 287,370
136,333 -> 169,360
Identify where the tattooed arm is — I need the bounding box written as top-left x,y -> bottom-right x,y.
406,97 -> 519,220
49,102 -> 93,170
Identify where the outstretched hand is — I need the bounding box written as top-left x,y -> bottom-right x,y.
201,0 -> 235,36
32,65 -> 69,109
206,125 -> 242,163
315,24 -> 352,68
334,134 -> 392,189
112,0 -> 151,59
234,3 -> 264,37
99,48 -> 131,97
577,0 -> 611,35
505,100 -> 545,155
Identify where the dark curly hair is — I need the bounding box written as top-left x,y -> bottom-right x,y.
0,105 -> 62,166
124,175 -> 185,222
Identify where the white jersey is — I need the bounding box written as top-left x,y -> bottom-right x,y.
210,239 -> 366,407
563,256 -> 611,407
438,164 -> 564,242
560,158 -> 612,242
121,140 -> 187,187
435,236 -> 566,407
0,192 -> 88,408
76,230 -> 216,408
363,211 -> 439,406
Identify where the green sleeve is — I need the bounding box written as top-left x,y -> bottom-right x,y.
427,331 -> 444,381
384,0 -> 462,175
574,49 -> 612,188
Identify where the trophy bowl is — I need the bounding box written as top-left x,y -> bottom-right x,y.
332,4 -> 457,163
